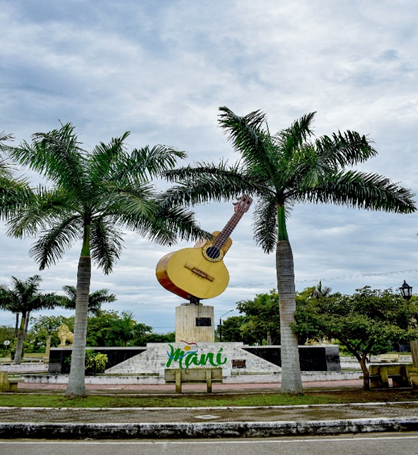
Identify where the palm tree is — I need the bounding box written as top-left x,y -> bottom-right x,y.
163,107 -> 416,393
6,123 -> 207,396
107,311 -> 150,346
60,285 -> 116,316
0,275 -> 60,363
310,281 -> 332,300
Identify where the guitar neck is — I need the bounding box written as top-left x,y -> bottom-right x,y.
212,211 -> 245,250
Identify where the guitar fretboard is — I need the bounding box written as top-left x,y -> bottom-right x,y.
212,210 -> 246,251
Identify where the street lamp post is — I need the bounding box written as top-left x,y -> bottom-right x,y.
399,280 -> 413,300
399,281 -> 418,373
219,310 -> 234,342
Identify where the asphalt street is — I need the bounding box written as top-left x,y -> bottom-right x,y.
2,434 -> 418,455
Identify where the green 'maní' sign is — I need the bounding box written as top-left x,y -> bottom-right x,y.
166,343 -> 228,369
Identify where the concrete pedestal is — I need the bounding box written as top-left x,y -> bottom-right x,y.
175,303 -> 214,342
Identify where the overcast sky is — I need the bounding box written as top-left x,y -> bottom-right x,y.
1,1 -> 418,334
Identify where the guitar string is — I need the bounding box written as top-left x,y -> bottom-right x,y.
212,210 -> 246,251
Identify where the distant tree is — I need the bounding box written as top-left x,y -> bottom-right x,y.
0,275 -> 61,363
310,281 -> 332,299
293,286 -> 418,390
218,315 -> 258,345
60,285 -> 116,316
85,310 -> 152,347
0,325 -> 15,341
141,332 -> 175,345
29,315 -> 75,348
236,290 -> 281,345
107,311 -> 152,346
85,310 -> 120,346
218,316 -> 244,342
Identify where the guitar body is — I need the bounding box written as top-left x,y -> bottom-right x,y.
156,232 -> 232,300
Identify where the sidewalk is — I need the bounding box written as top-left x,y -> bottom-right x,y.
14,377 -> 365,393
1,379 -> 418,439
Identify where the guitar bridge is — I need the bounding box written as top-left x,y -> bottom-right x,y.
184,263 -> 214,282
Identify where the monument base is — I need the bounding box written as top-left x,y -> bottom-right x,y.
49,344 -> 341,376
105,342 -> 281,376
175,303 -> 214,342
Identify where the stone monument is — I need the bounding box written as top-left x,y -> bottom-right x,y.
175,303 -> 214,342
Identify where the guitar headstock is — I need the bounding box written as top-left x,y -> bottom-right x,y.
234,194 -> 253,214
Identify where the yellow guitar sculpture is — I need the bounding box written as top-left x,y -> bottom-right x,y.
156,195 -> 253,302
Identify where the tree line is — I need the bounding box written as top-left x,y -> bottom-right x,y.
1,106 -> 415,396
1,311 -> 173,357
0,274 -> 173,360
220,285 -> 418,390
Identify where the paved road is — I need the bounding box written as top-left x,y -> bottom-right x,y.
2,434 -> 418,455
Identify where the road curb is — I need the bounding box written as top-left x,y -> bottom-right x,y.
1,417 -> 418,439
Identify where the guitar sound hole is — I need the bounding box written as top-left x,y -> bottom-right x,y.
205,246 -> 220,259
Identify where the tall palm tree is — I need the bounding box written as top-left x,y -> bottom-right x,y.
0,275 -> 60,363
6,123 -> 207,396
164,107 -> 416,393
60,285 -> 116,316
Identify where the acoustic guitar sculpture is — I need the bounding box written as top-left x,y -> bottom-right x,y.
156,195 -> 253,302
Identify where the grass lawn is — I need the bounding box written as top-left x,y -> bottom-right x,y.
0,389 -> 416,408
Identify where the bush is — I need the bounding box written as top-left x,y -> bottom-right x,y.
84,350 -> 108,375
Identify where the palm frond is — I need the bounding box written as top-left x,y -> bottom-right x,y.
29,216 -> 82,270
275,112 -> 316,159
314,131 -> 377,167
0,275 -> 60,313
90,219 -> 124,274
152,202 -> 210,244
12,275 -> 42,305
60,285 -> 116,314
163,161 -> 267,205
6,186 -> 77,238
89,288 -> 117,306
128,145 -> 187,180
0,286 -> 20,311
30,293 -> 61,311
218,107 -> 278,174
307,170 -> 416,213
0,131 -> 14,144
62,284 -> 77,299
252,197 -> 278,253
0,132 -> 15,177
0,176 -> 34,220
104,181 -> 158,224
89,132 -> 130,184
10,123 -> 88,193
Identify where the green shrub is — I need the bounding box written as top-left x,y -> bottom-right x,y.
84,350 -> 108,375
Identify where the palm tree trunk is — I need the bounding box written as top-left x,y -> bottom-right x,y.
14,313 -> 26,365
24,311 -> 30,333
276,240 -> 303,394
65,255 -> 91,396
14,313 -> 19,338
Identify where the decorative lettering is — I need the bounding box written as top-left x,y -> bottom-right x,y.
165,342 -> 228,369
